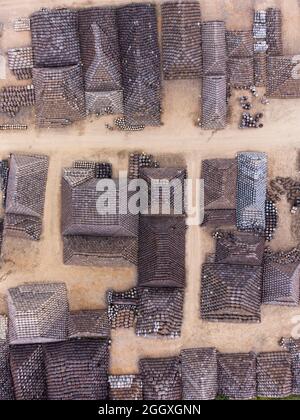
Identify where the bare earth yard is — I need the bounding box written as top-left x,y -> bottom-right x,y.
1,0 -> 300,374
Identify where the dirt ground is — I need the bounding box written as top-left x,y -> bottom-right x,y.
1,0 -> 300,375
